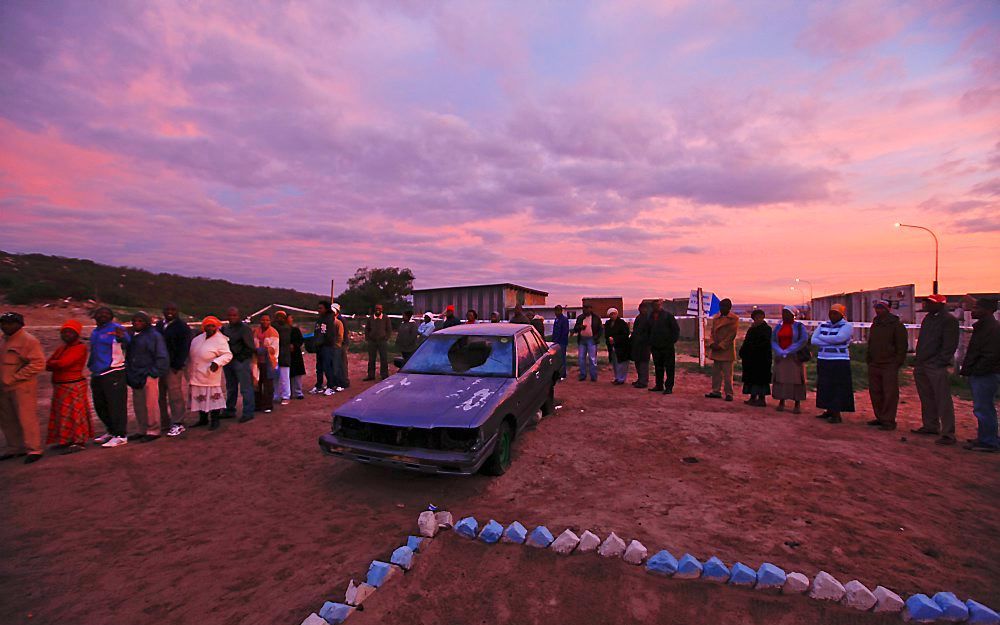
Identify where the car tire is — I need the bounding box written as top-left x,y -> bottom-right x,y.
540,379 -> 556,416
482,420 -> 513,476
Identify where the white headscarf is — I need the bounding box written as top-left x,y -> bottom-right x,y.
608,307 -> 619,317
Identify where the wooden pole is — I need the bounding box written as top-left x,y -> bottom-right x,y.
330,279 -> 336,304
697,287 -> 705,368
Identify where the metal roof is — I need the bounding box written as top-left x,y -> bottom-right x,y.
412,283 -> 549,296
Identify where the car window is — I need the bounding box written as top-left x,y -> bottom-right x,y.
516,335 -> 535,377
526,330 -> 548,359
402,335 -> 514,377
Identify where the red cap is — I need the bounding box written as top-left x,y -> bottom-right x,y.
927,294 -> 947,304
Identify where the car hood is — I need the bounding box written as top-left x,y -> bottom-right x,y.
335,374 -> 514,428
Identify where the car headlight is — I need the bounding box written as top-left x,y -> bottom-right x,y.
331,415 -> 342,434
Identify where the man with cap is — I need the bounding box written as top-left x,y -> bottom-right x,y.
912,294 -> 960,444
125,311 -> 170,442
960,297 -> 1000,452
811,304 -> 855,423
552,305 -> 570,380
418,312 -> 436,338
89,306 -> 131,447
865,299 -> 908,430
442,305 -> 461,329
0,312 -> 45,463
155,303 -> 192,436
364,303 -> 393,380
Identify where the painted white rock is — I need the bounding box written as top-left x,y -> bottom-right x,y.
300,614 -> 327,625
345,580 -> 377,607
841,580 -> 877,611
782,572 -> 810,594
598,532 -> 627,558
623,540 -> 648,565
578,530 -> 601,553
550,529 -> 580,555
808,571 -> 846,602
418,511 -> 438,538
435,511 -> 454,529
873,586 -> 905,613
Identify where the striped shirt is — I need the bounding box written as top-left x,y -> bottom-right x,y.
811,319 -> 853,361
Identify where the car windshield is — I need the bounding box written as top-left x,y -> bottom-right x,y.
401,335 -> 514,377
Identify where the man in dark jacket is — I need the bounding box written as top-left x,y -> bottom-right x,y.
126,311 -> 169,442
396,310 -> 419,363
311,301 -> 337,394
649,299 -> 680,394
222,307 -> 256,422
604,308 -> 631,384
865,300 -> 908,430
156,303 -> 191,437
630,302 -> 651,388
912,295 -> 960,444
572,302 -> 603,382
961,298 -> 1000,452
552,305 -> 570,379
273,311 -> 293,405
442,305 -> 462,328
364,304 -> 393,380
509,304 -> 531,325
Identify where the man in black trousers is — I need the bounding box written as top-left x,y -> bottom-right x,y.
630,301 -> 651,388
648,299 -> 680,394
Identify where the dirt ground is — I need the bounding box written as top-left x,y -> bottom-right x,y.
1,334 -> 998,625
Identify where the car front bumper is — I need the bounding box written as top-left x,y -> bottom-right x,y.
317,431 -> 498,475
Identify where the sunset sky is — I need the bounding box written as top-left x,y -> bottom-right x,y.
1,0 -> 997,306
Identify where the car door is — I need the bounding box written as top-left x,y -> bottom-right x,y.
515,332 -> 542,423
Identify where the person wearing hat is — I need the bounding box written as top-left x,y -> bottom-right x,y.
272,310 -> 293,406
186,316 -> 233,431
222,306 -> 256,422
552,305 -> 570,380
253,313 -> 279,413
155,303 -> 192,437
572,301 -> 603,382
705,298 -> 739,402
45,319 -> 92,452
125,311 -> 170,442
0,312 -> 45,463
865,299 -> 908,430
959,297 -> 1000,452
771,306 -> 809,414
396,310 -> 419,364
311,301 -> 339,395
912,294 -> 960,444
531,314 -> 545,338
442,305 -> 461,329
418,312 -> 436,338
604,308 -> 631,385
489,311 -> 501,324
811,304 -> 855,423
364,303 -> 393,380
88,306 -> 131,447
648,299 -> 679,394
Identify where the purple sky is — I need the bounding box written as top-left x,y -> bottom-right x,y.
1,0 -> 997,306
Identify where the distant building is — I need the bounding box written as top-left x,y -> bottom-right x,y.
812,284 -> 916,324
411,283 -> 547,320
523,305 -> 581,320
731,303 -> 794,319
582,296 -> 624,318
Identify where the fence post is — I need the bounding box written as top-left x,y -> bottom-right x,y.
697,287 -> 705,368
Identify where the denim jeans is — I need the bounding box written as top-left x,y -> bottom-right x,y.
224,358 -> 255,418
969,373 -> 999,448
609,350 -> 628,383
316,345 -> 337,389
274,366 -> 291,401
556,342 -> 568,378
577,337 -> 598,380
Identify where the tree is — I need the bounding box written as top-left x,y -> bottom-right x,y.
337,267 -> 414,314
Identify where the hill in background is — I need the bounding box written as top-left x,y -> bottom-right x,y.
0,251 -> 324,317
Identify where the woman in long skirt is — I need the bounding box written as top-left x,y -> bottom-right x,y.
739,309 -> 772,406
812,304 -> 855,424
45,319 -> 92,453
771,306 -> 809,414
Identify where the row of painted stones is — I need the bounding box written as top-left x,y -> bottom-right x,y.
441,513 -> 999,625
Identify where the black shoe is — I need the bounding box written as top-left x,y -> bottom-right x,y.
24,454 -> 43,464
663,389 -> 673,395
139,435 -> 160,443
866,419 -> 881,427
934,436 -> 956,446
126,433 -> 145,441
910,427 -> 938,435
238,415 -> 255,423
827,415 -> 842,424
705,392 -> 722,399
632,382 -> 647,388
815,412 -> 831,419
0,452 -> 26,461
964,442 -> 999,452
191,417 -> 209,428
649,386 -> 664,392
879,423 -> 897,431
724,395 -> 733,402
209,419 -> 221,431
62,444 -> 86,454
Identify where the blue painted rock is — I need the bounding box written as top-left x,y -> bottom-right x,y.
933,592 -> 969,622
904,594 -> 945,622
728,562 -> 757,587
406,535 -> 425,552
675,554 -> 703,580
755,563 -> 786,590
702,556 -> 730,582
390,545 -> 414,571
366,560 -> 396,587
478,519 -> 504,544
646,550 -> 679,576
455,516 -> 478,539
966,599 -> 1000,624
526,525 -> 555,548
318,602 -> 354,624
502,521 -> 528,544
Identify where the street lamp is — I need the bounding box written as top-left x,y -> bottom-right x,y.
790,286 -> 806,308
894,222 -> 939,294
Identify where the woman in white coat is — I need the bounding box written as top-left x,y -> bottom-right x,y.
186,316 -> 233,431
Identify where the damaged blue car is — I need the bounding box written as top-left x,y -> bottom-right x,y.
318,324 -> 563,475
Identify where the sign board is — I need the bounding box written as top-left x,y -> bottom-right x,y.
687,290 -> 720,316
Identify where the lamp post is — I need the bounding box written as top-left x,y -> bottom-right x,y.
894,223 -> 939,294
794,277 -> 813,312
790,286 -> 806,308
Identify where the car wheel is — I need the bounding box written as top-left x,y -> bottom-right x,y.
540,379 -> 555,416
482,420 -> 513,476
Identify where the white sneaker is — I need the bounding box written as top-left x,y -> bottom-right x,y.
309,386 -> 325,395
93,433 -> 113,444
334,387 -> 345,392
280,400 -> 290,406
166,424 -> 185,437
324,388 -> 337,396
101,436 -> 128,448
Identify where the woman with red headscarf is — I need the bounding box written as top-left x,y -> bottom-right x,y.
186,316 -> 233,431
45,319 -> 93,453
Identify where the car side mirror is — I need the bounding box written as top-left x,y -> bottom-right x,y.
393,356 -> 405,369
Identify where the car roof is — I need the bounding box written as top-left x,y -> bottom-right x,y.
432,323 -> 530,337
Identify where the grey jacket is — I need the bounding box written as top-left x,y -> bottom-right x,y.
915,310 -> 959,368
396,321 -> 420,352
